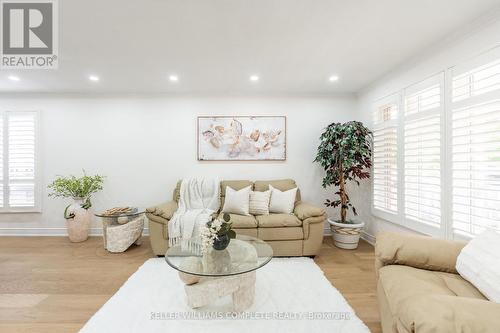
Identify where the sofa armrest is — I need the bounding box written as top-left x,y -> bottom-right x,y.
146,201 -> 178,221
375,232 -> 466,276
294,202 -> 325,220
399,295 -> 500,333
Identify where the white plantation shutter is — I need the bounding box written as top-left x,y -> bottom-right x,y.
403,74 -> 443,230
372,95 -> 399,215
451,47 -> 500,236
0,111 -> 39,211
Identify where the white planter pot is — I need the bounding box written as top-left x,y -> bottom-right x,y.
328,218 -> 365,250
65,198 -> 91,243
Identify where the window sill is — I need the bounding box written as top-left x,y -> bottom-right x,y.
0,209 -> 42,214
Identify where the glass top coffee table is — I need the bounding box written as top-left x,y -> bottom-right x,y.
95,207 -> 146,253
165,235 -> 273,311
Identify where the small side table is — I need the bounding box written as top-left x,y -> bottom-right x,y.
95,208 -> 146,253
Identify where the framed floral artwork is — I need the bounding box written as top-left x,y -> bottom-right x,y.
197,116 -> 286,161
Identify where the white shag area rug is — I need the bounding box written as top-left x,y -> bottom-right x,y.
79,258 -> 371,333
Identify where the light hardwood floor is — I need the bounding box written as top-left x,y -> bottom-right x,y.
0,236 -> 381,333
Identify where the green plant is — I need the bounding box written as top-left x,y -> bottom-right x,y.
314,121 -> 372,223
219,213 -> 236,239
48,171 -> 105,211
206,213 -> 236,239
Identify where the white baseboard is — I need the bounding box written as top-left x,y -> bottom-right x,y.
360,231 -> 376,245
0,227 -> 150,236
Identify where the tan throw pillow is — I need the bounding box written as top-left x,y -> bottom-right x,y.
249,190 -> 271,215
222,186 -> 251,216
269,185 -> 297,214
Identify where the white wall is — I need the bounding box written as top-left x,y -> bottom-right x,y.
0,94 -> 367,236
357,15 -> 500,237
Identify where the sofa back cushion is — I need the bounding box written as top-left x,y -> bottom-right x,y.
173,180 -> 182,202
375,232 -> 466,275
173,180 -> 253,205
254,179 -> 301,204
173,179 -> 300,211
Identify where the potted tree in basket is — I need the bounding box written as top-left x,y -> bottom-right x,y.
314,121 -> 372,249
48,171 -> 105,242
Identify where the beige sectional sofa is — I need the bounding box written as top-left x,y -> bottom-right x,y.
146,179 -> 327,256
375,232 -> 500,333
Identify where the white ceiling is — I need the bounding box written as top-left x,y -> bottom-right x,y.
1,0 -> 500,94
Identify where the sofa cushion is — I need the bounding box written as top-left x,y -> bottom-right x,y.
256,214 -> 302,227
222,185 -> 251,215
218,213 -> 257,229
232,228 -> 258,238
376,232 -> 466,274
220,180 -> 253,207
257,227 -> 303,241
379,265 -> 486,316
221,180 -> 253,196
456,230 -> 500,303
254,179 -> 301,203
170,180 -> 182,202
381,265 -> 500,333
249,190 -> 271,215
269,185 -> 297,214
397,294 -> 500,333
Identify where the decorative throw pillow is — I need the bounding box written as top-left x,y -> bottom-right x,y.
222,186 -> 251,216
456,230 -> 500,303
269,185 -> 297,214
249,190 -> 271,215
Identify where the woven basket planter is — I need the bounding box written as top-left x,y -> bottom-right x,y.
328,219 -> 365,250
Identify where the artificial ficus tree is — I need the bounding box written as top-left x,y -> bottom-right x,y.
314,121 -> 372,223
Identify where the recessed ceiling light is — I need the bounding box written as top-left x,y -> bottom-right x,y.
8,75 -> 20,81
88,75 -> 100,82
328,75 -> 339,82
249,75 -> 259,82
169,75 -> 179,82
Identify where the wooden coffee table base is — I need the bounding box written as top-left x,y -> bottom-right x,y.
180,271 -> 256,312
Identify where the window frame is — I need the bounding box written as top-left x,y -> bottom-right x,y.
402,73 -> 446,238
0,110 -> 42,213
371,45 -> 500,240
371,93 -> 402,225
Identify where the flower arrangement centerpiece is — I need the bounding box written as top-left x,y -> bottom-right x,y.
200,213 -> 236,253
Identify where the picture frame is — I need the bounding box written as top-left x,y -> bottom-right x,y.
197,116 -> 287,161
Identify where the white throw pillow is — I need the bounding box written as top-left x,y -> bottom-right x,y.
222,186 -> 251,216
249,190 -> 271,215
269,185 -> 297,214
456,230 -> 500,303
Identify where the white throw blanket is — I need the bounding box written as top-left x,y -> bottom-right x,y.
168,178 -> 220,248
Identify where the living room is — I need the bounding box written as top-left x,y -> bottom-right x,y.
1,1 -> 500,333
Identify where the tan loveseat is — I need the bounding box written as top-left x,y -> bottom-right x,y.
375,232 -> 500,333
146,179 -> 327,257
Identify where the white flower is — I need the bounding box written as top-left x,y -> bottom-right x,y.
200,218 -> 225,254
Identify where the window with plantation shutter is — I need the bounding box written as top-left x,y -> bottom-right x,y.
403,74 -> 443,230
0,111 -> 40,212
372,95 -> 399,216
451,47 -> 500,236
